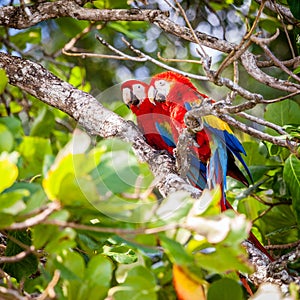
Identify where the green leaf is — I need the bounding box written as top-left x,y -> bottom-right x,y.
283,155 -> 300,222
18,136 -> 52,179
195,243 -> 251,274
0,213 -> 14,228
45,228 -> 77,254
30,108 -> 55,137
0,68 -> 8,94
0,123 -> 14,152
108,22 -> 145,40
78,255 -> 113,300
0,116 -> 23,138
288,0 -> 300,19
0,158 -> 18,193
10,28 -> 41,50
264,100 -> 300,127
69,66 -> 91,92
159,234 -> 193,265
207,278 -> 243,300
55,18 -> 90,38
103,245 -> 137,264
0,190 -> 27,215
3,231 -> 38,281
113,266 -> 157,300
32,224 -> 58,249
93,0 -> 129,9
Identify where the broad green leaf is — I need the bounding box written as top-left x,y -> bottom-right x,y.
10,28 -> 41,50
0,159 -> 18,193
264,100 -> 300,127
60,251 -> 85,279
78,255 -> 113,300
0,213 -> 14,228
103,245 -> 137,264
45,228 -> 77,254
69,66 -> 91,92
0,123 -> 14,152
108,22 -> 145,40
30,108 -> 55,137
288,0 -> 300,19
32,224 -> 58,249
18,136 -> 52,179
43,152 -> 100,207
93,0 -> 129,9
242,141 -> 267,166
113,266 -> 157,300
207,278 -> 243,300
195,243 -> 251,274
0,68 -> 8,94
159,234 -> 193,265
55,18 -> 90,38
3,231 -> 38,281
0,116 -> 23,138
0,190 -> 27,215
283,155 -> 300,222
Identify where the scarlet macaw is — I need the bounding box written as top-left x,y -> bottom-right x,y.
121,79 -> 207,189
147,71 -> 272,260
147,71 -> 252,200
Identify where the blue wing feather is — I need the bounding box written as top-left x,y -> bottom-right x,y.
155,122 -> 176,148
186,154 -> 207,190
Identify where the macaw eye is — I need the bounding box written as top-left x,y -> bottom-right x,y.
156,80 -> 166,87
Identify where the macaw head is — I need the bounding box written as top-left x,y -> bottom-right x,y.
148,71 -> 198,105
121,80 -> 148,108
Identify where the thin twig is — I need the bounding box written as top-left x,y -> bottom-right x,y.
174,0 -> 209,66
251,32 -> 300,84
43,219 -> 178,235
4,202 -> 60,230
265,240 -> 300,250
260,90 -> 300,104
157,52 -> 203,65
36,270 -> 61,300
215,0 -> 266,78
0,246 -> 35,264
236,112 -> 287,135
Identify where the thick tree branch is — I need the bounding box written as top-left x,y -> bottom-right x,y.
0,52 -> 200,198
0,1 -> 169,29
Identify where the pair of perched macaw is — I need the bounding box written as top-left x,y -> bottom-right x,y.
122,71 -> 250,200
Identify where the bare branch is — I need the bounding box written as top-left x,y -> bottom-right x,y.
0,1 -> 169,29
0,246 -> 35,264
0,286 -> 27,300
254,0 -> 300,26
5,202 -> 60,230
36,270 -> 61,300
236,112 -> 287,135
251,32 -> 300,84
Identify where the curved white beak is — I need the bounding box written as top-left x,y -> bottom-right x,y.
147,85 -> 156,105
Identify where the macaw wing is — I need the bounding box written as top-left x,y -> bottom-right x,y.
203,116 -> 252,183
203,126 -> 228,207
186,153 -> 207,190
155,121 -> 176,148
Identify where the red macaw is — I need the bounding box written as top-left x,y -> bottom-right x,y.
147,71 -> 251,198
121,79 -> 207,189
147,71 -> 273,260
